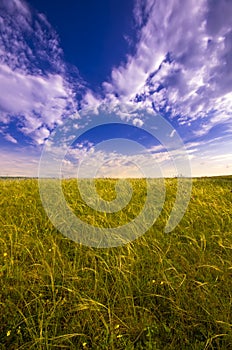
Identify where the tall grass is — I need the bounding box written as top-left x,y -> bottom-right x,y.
0,177 -> 232,349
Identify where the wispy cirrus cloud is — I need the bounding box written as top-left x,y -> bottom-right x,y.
87,0 -> 232,137
4,133 -> 18,144
0,0 -> 83,145
1,0 -> 232,178
3,0 -> 232,145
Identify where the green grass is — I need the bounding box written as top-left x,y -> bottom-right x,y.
0,176 -> 232,349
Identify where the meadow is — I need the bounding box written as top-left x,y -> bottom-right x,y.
0,176 -> 232,349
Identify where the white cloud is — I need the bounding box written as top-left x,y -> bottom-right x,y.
1,0 -> 232,178
99,0 -> 232,137
170,130 -> 176,138
132,118 -> 144,127
4,134 -> 18,144
0,0 -> 81,145
82,90 -> 102,115
34,126 -> 50,145
0,63 -> 76,143
147,144 -> 165,153
59,143 -> 180,178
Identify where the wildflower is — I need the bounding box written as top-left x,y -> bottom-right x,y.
83,342 -> 87,348
3,252 -> 7,257
114,324 -> 120,329
7,330 -> 11,337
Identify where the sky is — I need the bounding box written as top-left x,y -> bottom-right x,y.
0,0 -> 232,178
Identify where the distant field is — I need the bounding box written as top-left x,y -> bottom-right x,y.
0,177 -> 232,349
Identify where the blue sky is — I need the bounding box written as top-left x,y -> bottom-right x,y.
0,0 -> 232,177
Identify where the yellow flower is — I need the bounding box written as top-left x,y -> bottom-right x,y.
7,330 -> 11,337
83,342 -> 87,348
3,252 -> 7,257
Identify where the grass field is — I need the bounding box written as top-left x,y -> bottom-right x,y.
0,176 -> 232,349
